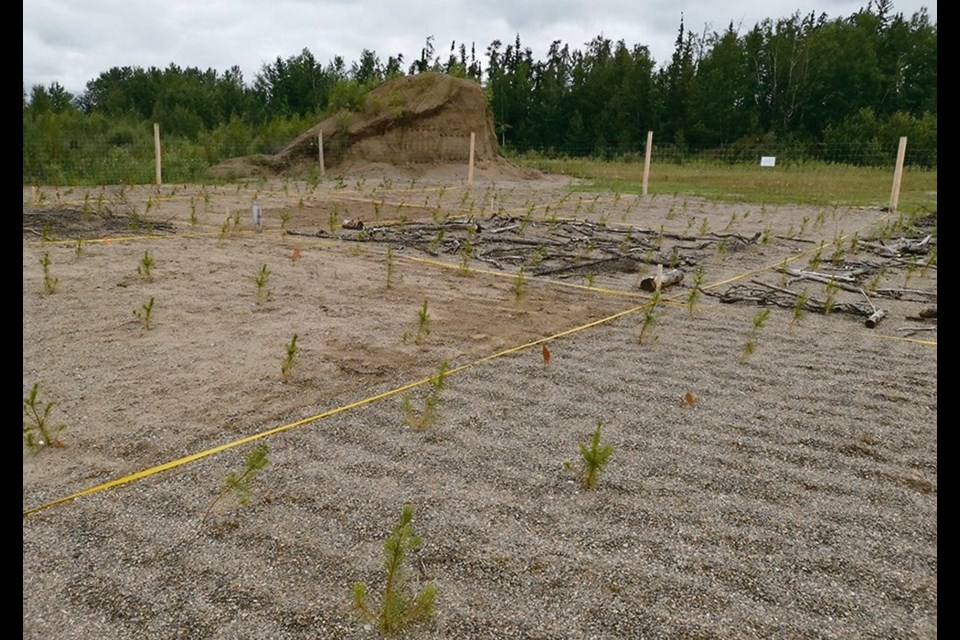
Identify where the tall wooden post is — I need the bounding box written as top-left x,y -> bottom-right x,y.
318,132 -> 325,178
153,123 -> 162,186
468,132 -> 476,186
889,136 -> 908,213
642,131 -> 653,196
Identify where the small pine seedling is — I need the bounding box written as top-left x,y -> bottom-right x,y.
793,289 -> 809,324
742,308 -> 771,361
639,290 -> 662,344
385,247 -> 397,288
218,217 -> 230,246
23,383 -> 66,449
40,252 -> 58,294
686,266 -> 705,315
510,268 -> 526,305
137,250 -> 155,281
414,300 -> 431,345
564,420 -> 613,489
252,264 -> 272,305
402,361 -> 449,430
352,504 -> 438,634
761,224 -> 773,244
281,334 -> 299,382
823,279 -> 840,315
808,241 -> 825,270
201,443 -> 269,523
133,296 -> 155,330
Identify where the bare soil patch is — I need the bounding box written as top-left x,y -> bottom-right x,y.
23,172 -> 936,639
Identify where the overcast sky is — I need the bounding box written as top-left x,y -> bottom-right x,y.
23,0 -> 936,96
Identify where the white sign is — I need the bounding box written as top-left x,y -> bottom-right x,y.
251,203 -> 262,232
760,156 -> 776,167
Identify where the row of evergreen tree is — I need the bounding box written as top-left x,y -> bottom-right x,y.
23,1 -> 936,180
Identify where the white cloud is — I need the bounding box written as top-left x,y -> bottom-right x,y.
23,0 -> 937,95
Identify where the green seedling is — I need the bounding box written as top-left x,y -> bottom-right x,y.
638,290 -> 662,344
133,296 -> 155,330
352,504 -> 438,634
903,257 -> 918,288
564,420 -> 613,489
830,232 -> 845,264
81,193 -> 92,220
814,209 -> 826,231
74,238 -> 84,260
385,247 -> 397,289
546,212 -> 559,233
723,212 -> 738,231
510,268 -> 526,304
920,248 -> 937,277
687,266 -> 704,315
201,444 -> 269,523
403,361 -> 449,430
669,247 -> 680,269
252,264 -> 272,305
137,250 -> 155,281
414,300 -> 431,345
280,209 -> 292,234
761,224 -> 773,245
429,229 -> 445,251
698,217 -> 710,235
808,241 -> 825,270
793,289 -> 809,324
458,230 -> 474,276
866,267 -> 885,292
823,279 -> 839,315
218,217 -> 230,246
23,383 -> 66,449
742,308 -> 771,361
281,334 -> 299,382
40,252 -> 58,295
529,245 -> 547,267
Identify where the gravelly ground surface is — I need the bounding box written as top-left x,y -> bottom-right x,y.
23,175 -> 936,639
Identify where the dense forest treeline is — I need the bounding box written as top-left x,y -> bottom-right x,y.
23,1 -> 937,183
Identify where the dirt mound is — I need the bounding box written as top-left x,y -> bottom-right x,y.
209,72 -> 538,181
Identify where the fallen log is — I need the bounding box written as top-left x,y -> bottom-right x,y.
639,268 -> 684,292
864,309 -> 887,328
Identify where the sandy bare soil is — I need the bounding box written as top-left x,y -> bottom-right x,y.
23,167 -> 936,639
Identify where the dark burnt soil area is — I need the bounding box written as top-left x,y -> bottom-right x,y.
23,207 -> 177,240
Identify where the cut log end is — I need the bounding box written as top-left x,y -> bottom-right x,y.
639,268 -> 684,292
865,309 -> 888,328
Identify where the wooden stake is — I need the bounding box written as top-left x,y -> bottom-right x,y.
889,136 -> 907,213
642,131 -> 653,196
153,123 -> 162,186
468,131 -> 476,187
